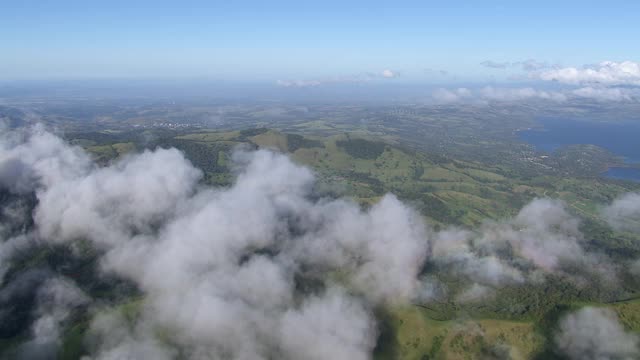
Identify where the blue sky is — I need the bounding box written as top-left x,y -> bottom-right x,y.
2,0 -> 640,82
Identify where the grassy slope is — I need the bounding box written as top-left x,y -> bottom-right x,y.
378,306 -> 544,360
83,129 -> 639,227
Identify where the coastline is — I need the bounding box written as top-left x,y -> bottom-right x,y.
514,120 -> 640,182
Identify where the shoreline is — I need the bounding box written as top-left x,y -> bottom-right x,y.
601,165 -> 640,183
516,126 -> 640,183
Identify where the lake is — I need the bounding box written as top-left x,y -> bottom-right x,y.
518,118 -> 640,182
604,167 -> 640,182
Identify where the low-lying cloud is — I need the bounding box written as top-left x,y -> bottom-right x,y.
476,59 -> 640,103
433,85 -> 639,103
276,70 -> 399,88
432,86 -> 566,104
602,192 -> 640,233
431,198 -> 616,297
1,127 -> 427,358
555,307 -> 639,360
481,59 -> 640,87
0,126 -> 633,358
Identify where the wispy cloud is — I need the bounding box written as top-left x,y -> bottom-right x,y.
515,59 -> 550,71
433,84 -> 639,103
424,68 -> 449,76
432,86 -> 566,104
480,59 -> 551,71
555,307 -> 639,360
480,60 -> 511,69
572,86 -> 639,102
276,70 -> 400,88
276,79 -> 322,88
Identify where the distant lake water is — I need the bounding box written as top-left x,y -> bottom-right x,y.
518,118 -> 640,182
604,167 -> 640,182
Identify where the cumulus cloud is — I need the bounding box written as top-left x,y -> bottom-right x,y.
279,287 -> 376,360
601,192 -> 640,233
0,126 -> 627,358
1,126 -> 428,358
536,60 -> 640,86
430,198 -> 615,294
479,59 -> 640,102
431,228 -> 524,287
0,125 -> 91,193
555,307 -> 639,360
35,147 -> 202,247
500,199 -> 584,270
381,69 -> 399,78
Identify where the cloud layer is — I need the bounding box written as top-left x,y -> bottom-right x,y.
475,60 -> 640,103
1,127 -> 428,359
432,85 -> 640,103
276,70 -> 399,87
536,61 -> 640,86
431,86 -> 567,104
0,126 -> 635,358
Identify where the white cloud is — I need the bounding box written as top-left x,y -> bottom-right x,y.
555,307 -> 639,360
276,79 -> 322,88
515,59 -> 549,71
431,83 -> 640,103
480,60 -> 511,69
601,192 -> 640,233
430,198 -> 616,296
0,127 -> 632,358
480,59 -> 551,71
432,86 -> 566,104
279,287 -> 376,360
431,88 -> 472,103
536,61 -> 640,86
381,69 -> 398,78
479,86 -> 567,102
276,69 -> 399,87
2,127 -> 429,358
572,86 -> 638,101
